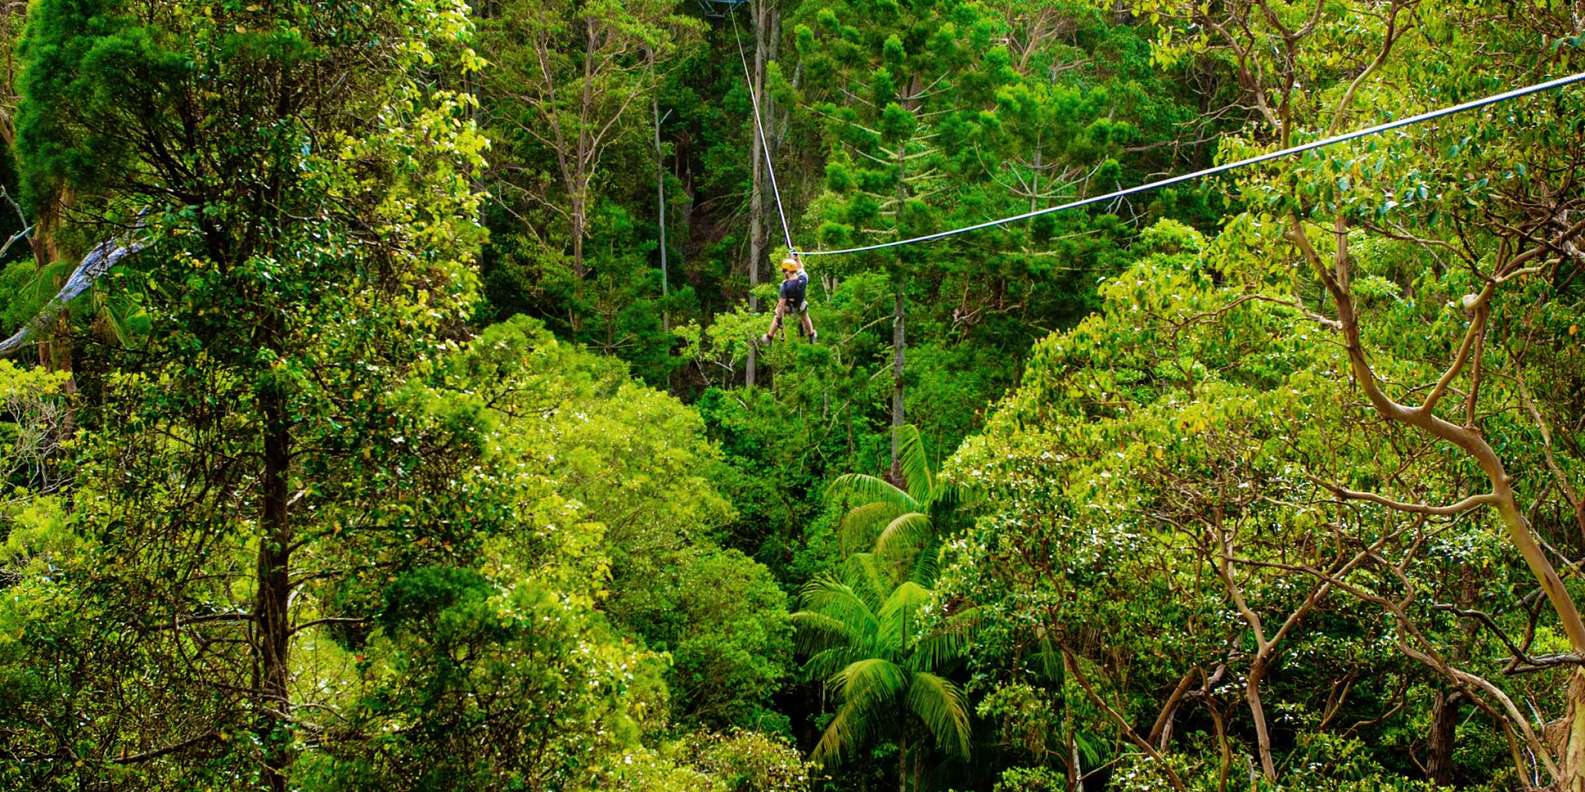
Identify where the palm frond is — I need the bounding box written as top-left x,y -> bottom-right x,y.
873,511 -> 934,563
843,553 -> 894,611
932,477 -> 981,511
790,610 -> 858,651
92,292 -> 144,348
910,633 -> 966,674
27,260 -> 72,303
815,658 -> 909,766
941,604 -> 982,635
905,536 -> 942,587
829,657 -> 907,714
906,671 -> 972,759
804,645 -> 865,681
1030,638 -> 1063,683
879,579 -> 932,651
893,424 -> 936,503
879,580 -> 932,623
1075,731 -> 1103,767
798,578 -> 879,644
828,472 -> 918,512
838,501 -> 904,555
812,698 -> 869,767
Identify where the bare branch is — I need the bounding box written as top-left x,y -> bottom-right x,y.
1310,477 -> 1498,516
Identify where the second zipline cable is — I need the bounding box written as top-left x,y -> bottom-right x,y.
793,70 -> 1585,257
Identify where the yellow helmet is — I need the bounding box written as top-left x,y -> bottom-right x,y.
779,257 -> 800,274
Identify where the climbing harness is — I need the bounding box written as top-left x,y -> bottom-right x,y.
778,70 -> 1585,257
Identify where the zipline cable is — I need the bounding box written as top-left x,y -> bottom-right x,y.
729,7 -> 797,255
795,70 -> 1585,257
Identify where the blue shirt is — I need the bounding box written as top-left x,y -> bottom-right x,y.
779,272 -> 808,305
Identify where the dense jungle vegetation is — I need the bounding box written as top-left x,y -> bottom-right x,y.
3,0 -> 1585,789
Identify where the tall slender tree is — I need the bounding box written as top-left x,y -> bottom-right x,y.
12,1 -> 486,787
790,0 -> 1013,479
478,0 -> 699,330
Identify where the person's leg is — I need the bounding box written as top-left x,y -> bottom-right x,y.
764,299 -> 787,341
800,308 -> 816,341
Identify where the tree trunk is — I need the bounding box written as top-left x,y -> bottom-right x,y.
1211,704 -> 1231,792
1427,690 -> 1461,786
1246,657 -> 1277,782
889,283 -> 906,484
30,190 -> 79,432
1558,669 -> 1585,792
653,96 -> 669,334
32,191 -> 70,374
897,730 -> 908,792
745,0 -> 770,387
571,193 -> 588,333
256,383 -> 293,792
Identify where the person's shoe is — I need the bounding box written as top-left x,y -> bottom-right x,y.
759,334 -> 773,345
809,331 -> 818,343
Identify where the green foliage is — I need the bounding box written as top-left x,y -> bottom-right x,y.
305,567 -> 674,790
683,729 -> 817,792
793,551 -> 976,785
476,0 -> 701,378
4,0 -> 1583,789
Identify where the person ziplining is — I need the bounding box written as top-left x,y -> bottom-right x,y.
719,2 -> 1585,355
2,64 -> 1583,357
729,10 -> 818,347
762,254 -> 817,344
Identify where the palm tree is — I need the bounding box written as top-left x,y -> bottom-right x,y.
826,424 -> 961,566
792,552 -> 976,791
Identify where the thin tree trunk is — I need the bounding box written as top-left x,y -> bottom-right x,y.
897,730 -> 908,792
653,96 -> 669,334
1559,669 -> 1585,792
571,191 -> 587,279
1072,736 -> 1084,792
1427,690 -> 1461,785
568,175 -> 590,335
256,382 -> 292,792
889,283 -> 906,483
1065,696 -> 1082,791
31,190 -> 78,432
1211,705 -> 1231,792
32,192 -> 69,373
745,0 -> 770,387
1246,657 -> 1277,781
